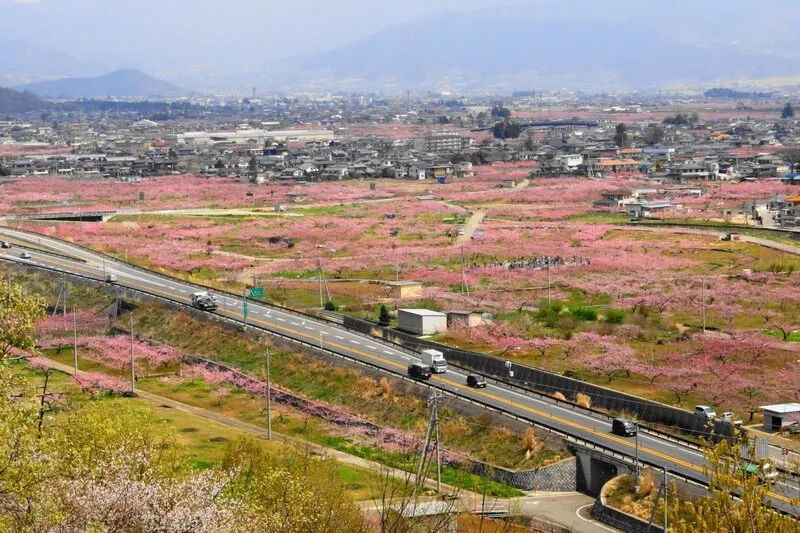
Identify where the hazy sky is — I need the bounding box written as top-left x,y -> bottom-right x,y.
3,0 -> 515,72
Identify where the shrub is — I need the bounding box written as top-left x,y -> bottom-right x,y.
552,392 -> 566,401
521,427 -> 538,453
605,309 -> 626,324
441,420 -> 471,440
378,377 -> 391,396
491,426 -> 513,440
576,393 -> 592,408
637,471 -> 655,497
324,300 -> 338,311
569,306 -> 598,321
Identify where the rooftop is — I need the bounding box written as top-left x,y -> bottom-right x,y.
760,403 -> 800,414
399,309 -> 447,317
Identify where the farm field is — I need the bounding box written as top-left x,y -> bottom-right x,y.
6,166 -> 800,428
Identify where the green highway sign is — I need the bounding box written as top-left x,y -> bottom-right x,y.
249,287 -> 264,298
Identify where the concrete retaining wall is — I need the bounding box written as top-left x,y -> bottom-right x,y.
591,475 -> 664,533
467,457 -> 577,492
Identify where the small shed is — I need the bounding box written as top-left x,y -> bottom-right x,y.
286,192 -> 308,203
383,281 -> 423,300
447,310 -> 484,329
760,403 -> 800,431
397,309 -> 447,335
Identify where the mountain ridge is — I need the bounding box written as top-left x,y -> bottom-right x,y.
17,69 -> 190,99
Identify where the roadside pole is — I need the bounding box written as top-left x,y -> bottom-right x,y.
73,307 -> 78,372
266,346 -> 272,440
129,315 -> 135,393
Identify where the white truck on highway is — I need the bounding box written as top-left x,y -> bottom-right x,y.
421,349 -> 448,374
191,291 -> 219,311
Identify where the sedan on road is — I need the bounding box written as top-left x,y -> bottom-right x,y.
466,375 -> 487,388
19,252 -> 31,259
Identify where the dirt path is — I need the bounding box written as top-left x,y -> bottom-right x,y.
623,224 -> 800,256
456,210 -> 486,245
514,178 -> 531,190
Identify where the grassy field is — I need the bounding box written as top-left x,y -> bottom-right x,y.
16,359 -> 391,502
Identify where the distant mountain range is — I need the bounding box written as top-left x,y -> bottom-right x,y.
4,0 -> 800,92
0,87 -> 48,115
17,69 -> 190,99
0,40 -> 94,86
270,6 -> 800,91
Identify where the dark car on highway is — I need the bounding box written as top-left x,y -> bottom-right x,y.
466,375 -> 487,388
612,418 -> 637,437
408,362 -> 432,380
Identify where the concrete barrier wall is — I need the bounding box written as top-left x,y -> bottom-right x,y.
590,497 -> 662,533
591,475 -> 664,533
342,316 -> 732,441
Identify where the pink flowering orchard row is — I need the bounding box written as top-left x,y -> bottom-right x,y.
38,335 -> 184,374
184,362 -> 461,462
71,372 -> 129,395
36,312 -> 111,334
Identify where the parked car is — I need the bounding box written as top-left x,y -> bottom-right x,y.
612,418 -> 638,437
466,375 -> 487,388
694,405 -> 717,420
19,252 -> 31,259
408,362 -> 432,380
0,241 -> 10,249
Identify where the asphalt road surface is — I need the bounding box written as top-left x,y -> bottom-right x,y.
1,227 -> 798,515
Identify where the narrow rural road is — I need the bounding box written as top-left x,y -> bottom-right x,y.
456,210 -> 486,245
625,225 -> 800,256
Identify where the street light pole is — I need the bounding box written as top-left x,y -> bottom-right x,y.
242,289 -> 248,327
635,423 -> 640,480
72,307 -> 78,373
700,275 -> 706,333
266,346 -> 272,440
129,315 -> 135,393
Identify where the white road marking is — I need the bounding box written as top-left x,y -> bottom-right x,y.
367,345 -> 377,350
383,350 -> 393,355
335,335 -> 344,340
576,504 -> 617,532
350,340 -> 360,345
276,317 -> 286,322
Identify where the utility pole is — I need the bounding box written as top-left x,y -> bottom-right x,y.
412,390 -> 443,497
266,345 -> 272,440
129,315 -> 135,393
460,246 -> 470,296
634,423 -> 640,481
547,263 -> 552,305
434,399 -> 442,494
663,467 -> 669,532
318,258 -> 324,308
242,289 -> 248,326
73,307 -> 78,373
700,275 -> 706,333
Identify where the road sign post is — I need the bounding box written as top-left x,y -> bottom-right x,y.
249,287 -> 264,298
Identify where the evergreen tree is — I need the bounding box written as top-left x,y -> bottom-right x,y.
378,305 -> 391,326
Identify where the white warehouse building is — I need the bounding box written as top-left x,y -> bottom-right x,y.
397,309 -> 448,335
